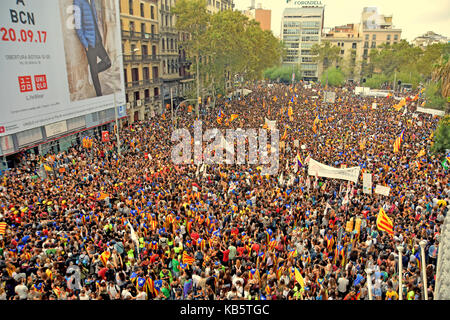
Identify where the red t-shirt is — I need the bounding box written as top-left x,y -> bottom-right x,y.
98,267 -> 108,280
190,232 -> 199,242
251,243 -> 260,253
222,249 -> 230,262
237,246 -> 245,257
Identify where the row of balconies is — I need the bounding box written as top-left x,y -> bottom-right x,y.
125,79 -> 162,89
123,54 -> 161,63
121,29 -> 160,41
126,96 -> 161,109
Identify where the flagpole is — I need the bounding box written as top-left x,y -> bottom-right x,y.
397,245 -> 404,300
365,268 -> 373,300
419,240 -> 428,300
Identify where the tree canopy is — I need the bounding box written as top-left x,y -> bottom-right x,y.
172,0 -> 283,95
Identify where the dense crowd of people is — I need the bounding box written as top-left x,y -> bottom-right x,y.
0,81 -> 447,300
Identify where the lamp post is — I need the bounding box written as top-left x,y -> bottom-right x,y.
366,268 -> 373,300
114,48 -> 139,156
397,245 -> 404,300
419,240 -> 428,300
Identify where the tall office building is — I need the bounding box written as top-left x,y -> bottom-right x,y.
120,0 -> 162,123
281,6 -> 324,81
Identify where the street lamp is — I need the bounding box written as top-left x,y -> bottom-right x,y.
419,240 -> 428,300
365,268 -> 373,300
397,245 -> 404,300
114,48 -> 139,156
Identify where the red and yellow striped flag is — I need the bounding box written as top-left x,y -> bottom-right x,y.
393,130 -> 404,153
377,208 -> 394,236
0,222 -> 7,235
100,251 -> 111,266
182,251 -> 195,265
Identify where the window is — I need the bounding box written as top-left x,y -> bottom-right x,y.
162,38 -> 165,50
129,0 -> 133,15
387,34 -> 391,41
340,50 -> 344,55
140,3 -> 144,17
171,39 -> 174,50
284,29 -> 300,35
290,43 -> 299,48
143,67 -> 149,80
302,57 -> 313,62
363,49 -> 368,57
371,42 -> 376,48
301,49 -> 312,55
141,23 -> 145,34
142,45 -> 148,56
365,34 -> 369,40
150,6 -> 155,19
394,34 -> 399,40
302,29 -> 319,35
151,25 -> 155,34
364,41 -> 369,48
301,36 -> 319,42
129,21 -> 135,32
352,43 -> 357,49
302,21 -> 320,28
301,43 -> 313,49
372,34 -> 376,40
386,42 -> 390,46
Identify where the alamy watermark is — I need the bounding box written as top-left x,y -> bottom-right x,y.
171,121 -> 279,175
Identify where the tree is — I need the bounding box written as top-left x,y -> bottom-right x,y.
172,1 -> 282,97
320,67 -> 345,87
311,41 -> 342,71
431,115 -> 450,154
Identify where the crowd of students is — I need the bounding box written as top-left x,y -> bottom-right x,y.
0,82 -> 447,300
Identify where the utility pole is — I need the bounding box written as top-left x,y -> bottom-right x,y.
170,86 -> 174,124
393,71 -> 397,93
196,55 -> 200,119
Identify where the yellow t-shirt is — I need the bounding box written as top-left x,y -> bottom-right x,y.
385,290 -> 398,300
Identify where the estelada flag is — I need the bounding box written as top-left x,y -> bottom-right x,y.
96,192 -> 109,201
377,207 -> 394,236
0,222 -> 7,235
102,131 -> 110,142
294,268 -> 305,289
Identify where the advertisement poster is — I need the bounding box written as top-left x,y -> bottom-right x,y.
0,0 -> 125,137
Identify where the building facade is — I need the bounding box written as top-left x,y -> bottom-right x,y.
243,2 -> 271,32
320,7 -> 402,81
206,0 -> 234,14
120,0 -> 162,123
413,31 -> 449,48
281,6 -> 324,81
322,23 -> 363,81
358,7 -> 402,75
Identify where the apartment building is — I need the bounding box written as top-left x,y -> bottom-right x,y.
120,0 -> 162,123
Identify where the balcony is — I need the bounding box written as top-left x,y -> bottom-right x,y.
126,79 -> 162,89
123,54 -> 162,64
160,26 -> 177,34
121,29 -> 160,42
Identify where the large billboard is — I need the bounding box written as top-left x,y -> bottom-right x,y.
0,0 -> 125,137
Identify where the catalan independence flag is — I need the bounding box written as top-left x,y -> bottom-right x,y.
182,251 -> 195,265
393,130 -> 404,153
96,192 -> 109,201
377,207 -> 394,236
217,109 -> 224,124
230,114 -> 239,122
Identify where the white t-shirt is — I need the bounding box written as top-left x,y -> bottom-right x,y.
15,284 -> 29,300
337,277 -> 349,293
135,291 -> 147,300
